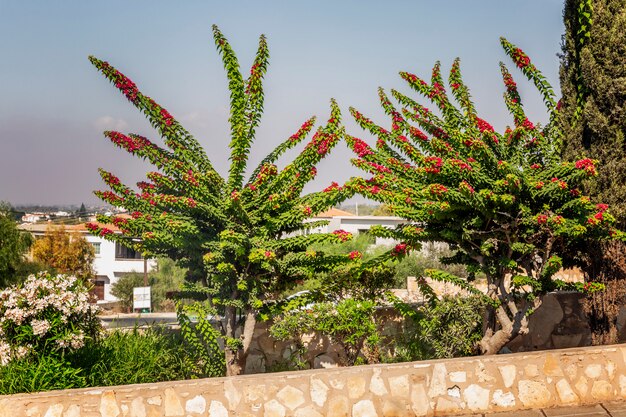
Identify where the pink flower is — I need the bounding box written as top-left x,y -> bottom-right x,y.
333,229 -> 352,242
392,243 -> 408,256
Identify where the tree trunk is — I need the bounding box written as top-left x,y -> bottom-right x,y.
478,299 -> 538,355
224,307 -> 257,376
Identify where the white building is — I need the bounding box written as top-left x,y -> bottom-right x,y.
19,220 -> 156,303
306,208 -> 406,246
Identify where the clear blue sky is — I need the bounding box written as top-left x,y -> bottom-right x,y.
0,1 -> 565,205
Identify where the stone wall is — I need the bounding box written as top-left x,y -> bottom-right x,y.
3,344 -> 626,416
245,292 -> 593,373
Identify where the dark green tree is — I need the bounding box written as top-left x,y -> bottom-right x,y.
0,203 -> 33,287
560,0 -> 626,344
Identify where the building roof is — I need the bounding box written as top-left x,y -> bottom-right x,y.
18,214 -> 132,234
314,208 -> 355,218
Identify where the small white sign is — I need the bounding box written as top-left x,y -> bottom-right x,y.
133,286 -> 151,311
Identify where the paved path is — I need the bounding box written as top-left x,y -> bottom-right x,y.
460,402 -> 626,417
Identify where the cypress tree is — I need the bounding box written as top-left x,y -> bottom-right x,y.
560,0 -> 626,344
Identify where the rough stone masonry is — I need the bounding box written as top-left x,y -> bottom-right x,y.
2,344 -> 626,416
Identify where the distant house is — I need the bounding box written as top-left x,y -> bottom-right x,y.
19,220 -> 156,303
305,208 -> 406,246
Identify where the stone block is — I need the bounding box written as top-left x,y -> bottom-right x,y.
100,391 -> 120,417
449,371 -> 466,383
294,406 -> 323,417
492,390 -> 516,408
347,376 -> 367,399
381,399 -> 408,417
428,363 -> 447,397
130,398 -> 146,417
208,401 -> 228,417
185,395 -> 206,414
518,380 -> 552,408
44,404 -> 64,417
310,378 -> 329,407
585,364 -> 603,379
369,369 -> 388,396
498,364 -> 517,388
410,383 -> 429,416
555,378 -> 579,404
327,396 -> 350,417
388,375 -> 410,398
463,384 -> 490,411
352,400 -> 378,417
163,388 -> 184,416
63,405 -> 80,417
591,380 -> 614,400
263,400 -> 285,417
276,386 -> 305,410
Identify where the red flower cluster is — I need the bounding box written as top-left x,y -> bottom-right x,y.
424,156 -> 443,174
186,198 -> 197,208
409,126 -> 428,141
333,229 -> 352,242
101,191 -> 123,205
323,182 -> 341,193
102,172 -> 120,186
451,83 -> 460,90
459,181 -> 475,194
99,228 -> 114,237
131,211 -> 143,219
536,214 -> 548,225
113,70 -> 139,102
449,159 -> 472,171
86,223 -> 99,232
160,108 -> 174,126
112,217 -> 128,227
184,170 -> 199,187
513,48 -> 531,68
476,117 -> 495,133
535,181 -> 544,190
108,132 -> 151,153
429,82 -> 445,99
428,184 -> 448,195
369,162 -> 391,174
596,204 -> 609,212
575,158 -> 597,175
530,163 -> 542,169
348,251 -> 362,260
303,206 -> 312,216
352,138 -> 374,157
289,119 -> 315,143
392,243 -> 408,256
503,72 -> 517,92
521,118 -> 535,130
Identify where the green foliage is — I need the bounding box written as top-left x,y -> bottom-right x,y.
0,328 -> 191,395
110,257 -> 186,312
0,354 -> 86,394
388,295 -> 484,361
345,37 -> 620,353
560,0 -> 626,345
174,290 -> 226,378
0,203 -> 33,288
270,298 -> 380,366
70,328 -> 190,386
86,26 -> 358,374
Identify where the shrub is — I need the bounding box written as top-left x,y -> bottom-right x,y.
389,295 -> 485,362
0,272 -> 101,363
270,298 -> 381,366
69,328 -> 190,386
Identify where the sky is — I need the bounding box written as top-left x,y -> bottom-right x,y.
0,1 -> 566,206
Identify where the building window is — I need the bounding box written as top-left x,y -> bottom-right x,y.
115,242 -> 143,260
91,242 -> 101,255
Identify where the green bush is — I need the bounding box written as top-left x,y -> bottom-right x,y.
0,354 -> 86,394
389,295 -> 485,362
0,328 -> 191,395
71,328 -> 190,386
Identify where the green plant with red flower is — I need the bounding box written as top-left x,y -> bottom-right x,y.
87,26 -> 361,376
344,37 -> 621,355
